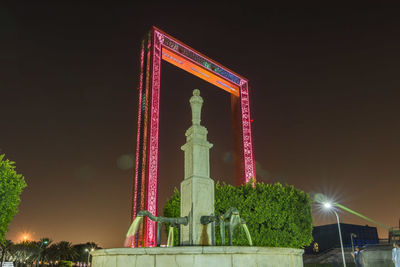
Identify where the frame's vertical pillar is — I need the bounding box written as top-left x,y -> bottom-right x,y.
140,32 -> 153,246
239,81 -> 256,184
231,95 -> 245,186
132,32 -> 153,247
132,41 -> 144,246
145,29 -> 163,247
132,39 -> 145,247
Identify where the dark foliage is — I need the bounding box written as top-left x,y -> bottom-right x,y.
164,181 -> 313,248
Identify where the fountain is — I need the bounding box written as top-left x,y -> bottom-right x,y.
91,90 -> 304,267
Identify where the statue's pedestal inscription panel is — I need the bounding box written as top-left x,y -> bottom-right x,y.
181,177 -> 214,245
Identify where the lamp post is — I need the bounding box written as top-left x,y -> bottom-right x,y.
36,239 -> 49,267
85,248 -> 94,266
324,202 -> 346,267
350,233 -> 357,252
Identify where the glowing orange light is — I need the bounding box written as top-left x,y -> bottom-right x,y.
20,232 -> 31,242
161,47 -> 240,97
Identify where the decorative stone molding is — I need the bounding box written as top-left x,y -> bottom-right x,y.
91,247 -> 305,267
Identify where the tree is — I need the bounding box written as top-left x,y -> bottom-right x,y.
48,241 -> 78,262
73,242 -> 101,264
36,237 -> 51,266
0,240 -> 13,264
0,154 -> 27,264
11,240 -> 38,265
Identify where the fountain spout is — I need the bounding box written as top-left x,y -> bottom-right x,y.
124,210 -> 188,247
201,207 -> 253,246
124,216 -> 144,247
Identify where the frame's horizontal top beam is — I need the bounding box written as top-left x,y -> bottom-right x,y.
153,27 -> 248,87
162,47 -> 240,96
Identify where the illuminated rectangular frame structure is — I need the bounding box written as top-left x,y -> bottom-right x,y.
132,27 -> 256,247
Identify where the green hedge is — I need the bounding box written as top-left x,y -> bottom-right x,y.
58,260 -> 73,267
163,181 -> 313,248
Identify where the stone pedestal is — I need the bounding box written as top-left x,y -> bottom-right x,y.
91,247 -> 305,267
180,89 -> 214,245
180,177 -> 214,245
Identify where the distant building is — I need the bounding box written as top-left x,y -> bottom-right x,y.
388,218 -> 400,244
306,223 -> 379,254
389,227 -> 400,243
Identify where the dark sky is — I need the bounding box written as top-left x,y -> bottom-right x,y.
1,4 -> 399,248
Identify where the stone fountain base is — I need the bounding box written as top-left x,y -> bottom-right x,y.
91,246 -> 304,267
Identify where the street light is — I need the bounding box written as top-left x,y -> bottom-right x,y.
36,238 -> 49,267
85,248 -> 94,266
350,233 -> 357,252
323,202 -> 347,267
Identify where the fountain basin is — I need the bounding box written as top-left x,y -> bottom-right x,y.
91,246 -> 304,267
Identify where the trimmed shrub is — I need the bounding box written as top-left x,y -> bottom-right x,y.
163,181 -> 313,248
58,260 -> 73,267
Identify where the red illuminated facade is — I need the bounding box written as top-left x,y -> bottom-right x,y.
132,27 -> 256,247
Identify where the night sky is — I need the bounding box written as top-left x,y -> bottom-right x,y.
1,4 -> 399,248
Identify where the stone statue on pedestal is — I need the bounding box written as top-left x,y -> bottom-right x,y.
180,89 -> 214,246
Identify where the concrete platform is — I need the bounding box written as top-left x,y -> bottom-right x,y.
91,246 -> 304,267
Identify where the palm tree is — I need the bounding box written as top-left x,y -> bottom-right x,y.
11,240 -> 38,266
49,241 -> 78,262
0,240 -> 13,265
73,242 -> 101,265
36,237 -> 52,266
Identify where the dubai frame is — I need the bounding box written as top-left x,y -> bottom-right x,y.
132,27 -> 256,247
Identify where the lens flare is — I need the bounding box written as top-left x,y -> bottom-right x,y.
313,193 -> 390,230
20,232 -> 31,242
334,203 -> 390,230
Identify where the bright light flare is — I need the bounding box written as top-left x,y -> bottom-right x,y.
20,232 -> 31,242
311,193 -> 340,222
314,193 -> 391,230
